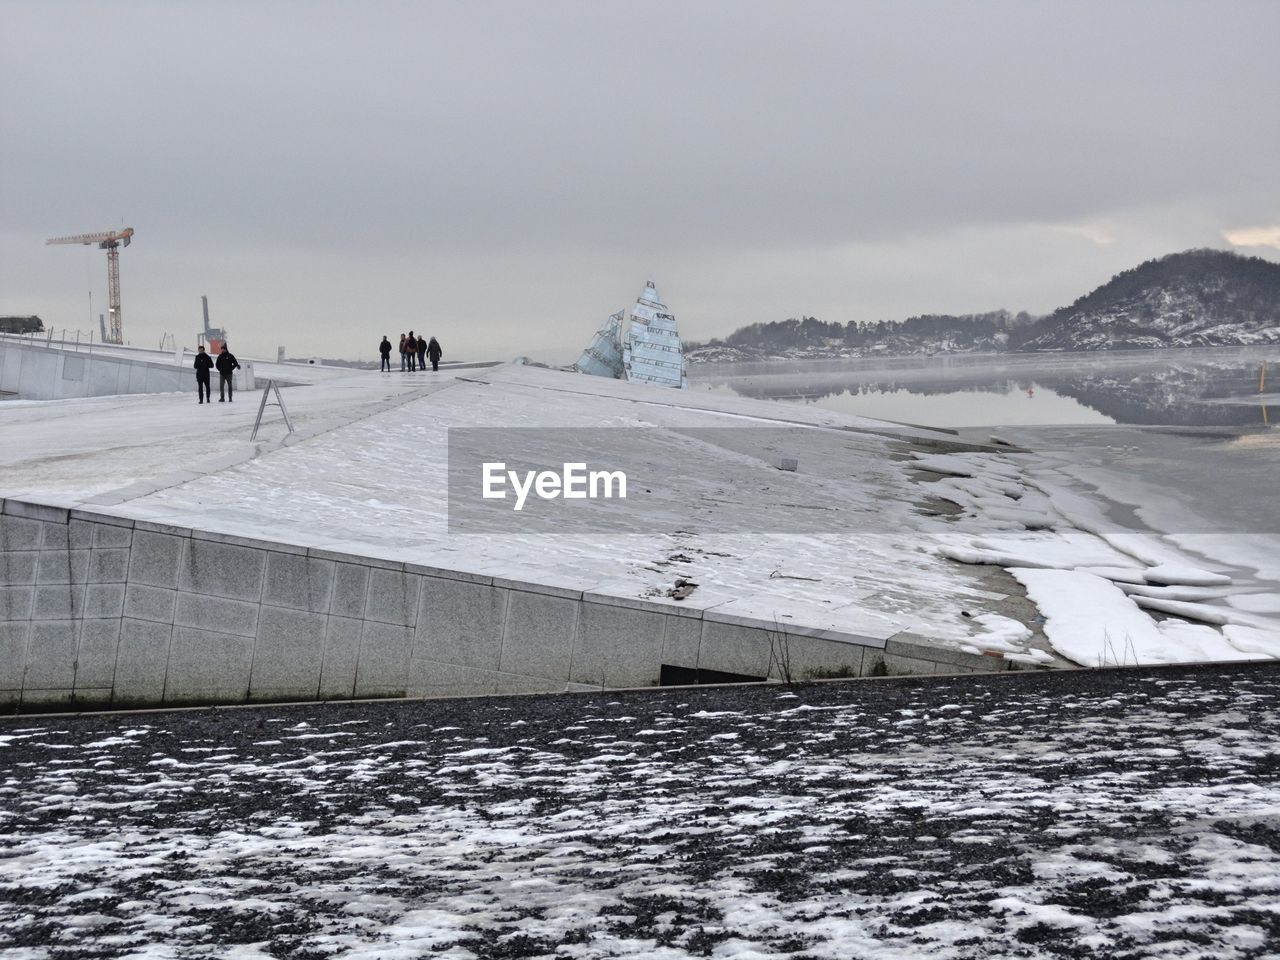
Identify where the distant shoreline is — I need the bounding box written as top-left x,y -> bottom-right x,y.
685,340 -> 1280,366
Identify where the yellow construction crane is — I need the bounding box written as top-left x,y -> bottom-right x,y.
46,227 -> 135,344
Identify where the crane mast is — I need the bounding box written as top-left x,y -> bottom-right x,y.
46,227 -> 135,345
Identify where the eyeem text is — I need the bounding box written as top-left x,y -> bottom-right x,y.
482,462 -> 627,511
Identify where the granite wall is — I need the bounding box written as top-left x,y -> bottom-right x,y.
1,497 -> 1017,712
0,338 -> 263,401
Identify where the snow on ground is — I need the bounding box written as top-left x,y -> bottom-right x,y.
2,360 -> 1278,666
1,664 -> 1279,958
0,364 -> 459,503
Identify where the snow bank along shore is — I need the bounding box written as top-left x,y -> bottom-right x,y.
915,445 -> 1280,666
1,357 -> 1277,700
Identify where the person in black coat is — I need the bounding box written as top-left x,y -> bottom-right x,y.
378,336 -> 392,372
416,334 -> 427,371
193,345 -> 213,404
426,336 -> 442,372
215,345 -> 240,402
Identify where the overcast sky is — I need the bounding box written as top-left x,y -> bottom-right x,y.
3,1 -> 1278,363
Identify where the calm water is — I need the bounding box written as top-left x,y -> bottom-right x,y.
690,346 -> 1280,578
690,346 -> 1277,429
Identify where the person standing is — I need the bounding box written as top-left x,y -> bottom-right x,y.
216,344 -> 240,402
398,334 -> 408,371
426,336 -> 442,372
193,345 -> 213,404
406,331 -> 418,371
378,336 -> 392,372
416,333 -> 428,371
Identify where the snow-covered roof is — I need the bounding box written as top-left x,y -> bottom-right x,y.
3,359 -> 1276,664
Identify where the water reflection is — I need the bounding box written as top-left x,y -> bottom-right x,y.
690,346 -> 1278,428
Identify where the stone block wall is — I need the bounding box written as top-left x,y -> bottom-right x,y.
1,497 -> 1017,712
0,339 -> 194,400
0,338 -> 270,401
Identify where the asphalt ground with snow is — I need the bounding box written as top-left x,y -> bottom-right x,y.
2,664 -> 1279,959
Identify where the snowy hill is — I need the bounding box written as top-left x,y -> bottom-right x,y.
687,311 -> 1028,362
690,249 -> 1280,360
1014,249 -> 1280,351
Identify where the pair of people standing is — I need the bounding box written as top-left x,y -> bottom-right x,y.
402,332 -> 419,371
193,344 -> 240,403
379,334 -> 442,372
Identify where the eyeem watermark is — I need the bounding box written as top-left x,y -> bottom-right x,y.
452,427 -> 1231,535
482,462 -> 627,511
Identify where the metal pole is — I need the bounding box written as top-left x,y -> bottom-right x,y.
274,382 -> 294,434
251,382 -> 271,441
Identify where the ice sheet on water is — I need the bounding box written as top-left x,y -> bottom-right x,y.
938,543 -> 1054,569
1223,624 -> 1280,657
1132,595 -> 1278,629
1076,565 -> 1149,583
1010,569 -> 1260,667
1157,620 -> 1263,662
1119,581 -> 1231,602
1227,593 -> 1280,614
1144,563 -> 1233,587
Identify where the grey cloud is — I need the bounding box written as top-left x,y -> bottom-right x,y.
2,0 -> 1277,361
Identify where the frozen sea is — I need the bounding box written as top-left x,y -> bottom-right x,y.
692,346 -> 1280,588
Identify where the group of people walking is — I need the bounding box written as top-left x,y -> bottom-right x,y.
192,344 -> 240,403
380,332 -> 442,372
192,333 -> 443,403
